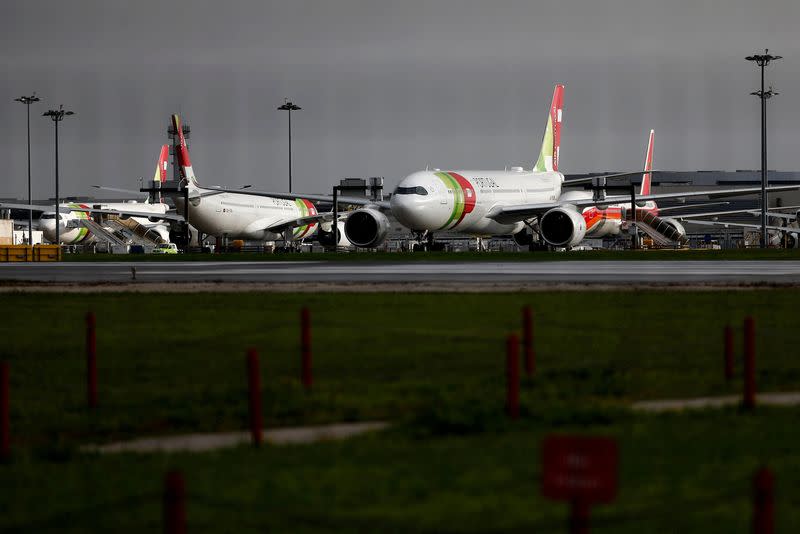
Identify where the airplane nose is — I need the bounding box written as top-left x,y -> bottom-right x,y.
390,191 -> 445,231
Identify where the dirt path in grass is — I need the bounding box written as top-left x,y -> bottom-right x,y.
632,392 -> 800,412
82,421 -> 389,454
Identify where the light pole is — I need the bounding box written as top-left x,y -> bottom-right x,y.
746,49 -> 781,248
42,105 -> 74,247
14,93 -> 41,245
277,99 -> 301,192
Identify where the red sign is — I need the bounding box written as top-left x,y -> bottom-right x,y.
541,435 -> 618,504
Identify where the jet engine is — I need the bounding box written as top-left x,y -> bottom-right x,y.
539,207 -> 587,248
344,208 -> 390,248
317,221 -> 352,248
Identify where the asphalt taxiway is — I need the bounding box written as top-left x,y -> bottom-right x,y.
1,260 -> 800,285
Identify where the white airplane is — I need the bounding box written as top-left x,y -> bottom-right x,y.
168,114 -> 327,243
2,146 -> 177,245
207,84 -> 800,250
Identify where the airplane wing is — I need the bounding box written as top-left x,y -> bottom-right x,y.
561,170 -> 665,186
0,202 -> 185,222
264,212 -> 337,234
675,209 -> 798,221
486,184 -> 800,224
680,219 -> 800,233
208,188 -> 392,210
91,185 -> 145,196
655,202 -> 730,213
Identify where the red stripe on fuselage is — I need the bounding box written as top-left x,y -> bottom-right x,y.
448,172 -> 476,227
295,198 -> 318,238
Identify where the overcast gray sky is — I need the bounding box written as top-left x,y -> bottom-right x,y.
2,0 -> 799,199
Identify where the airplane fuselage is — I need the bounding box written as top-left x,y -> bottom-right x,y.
390,169 -> 562,236
176,188 -> 317,241
557,190 -> 659,238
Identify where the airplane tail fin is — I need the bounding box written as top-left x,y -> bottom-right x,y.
640,129 -> 654,196
153,144 -> 169,183
171,114 -> 199,186
534,84 -> 564,173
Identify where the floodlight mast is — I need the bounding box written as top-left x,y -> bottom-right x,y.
13,93 -> 41,245
278,99 -> 302,193
746,49 -> 781,248
42,105 -> 75,247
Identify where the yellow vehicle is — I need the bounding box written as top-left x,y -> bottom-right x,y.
151,243 -> 179,255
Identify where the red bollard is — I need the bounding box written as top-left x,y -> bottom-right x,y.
301,307 -> 312,390
163,470 -> 187,534
86,312 -> 97,409
506,334 -> 520,419
522,306 -> 535,377
743,316 -> 756,409
753,466 -> 774,534
724,324 -> 734,382
569,499 -> 590,534
1,361 -> 9,462
246,348 -> 263,446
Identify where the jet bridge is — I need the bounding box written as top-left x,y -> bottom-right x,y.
632,210 -> 689,246
75,219 -> 127,247
107,218 -> 165,245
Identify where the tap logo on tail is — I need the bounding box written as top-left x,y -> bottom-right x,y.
535,84 -> 564,173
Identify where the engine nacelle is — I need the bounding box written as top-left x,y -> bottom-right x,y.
317,221 -> 352,248
540,207 -> 587,248
344,208 -> 390,248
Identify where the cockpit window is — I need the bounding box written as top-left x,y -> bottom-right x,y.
41,213 -> 57,219
395,186 -> 428,196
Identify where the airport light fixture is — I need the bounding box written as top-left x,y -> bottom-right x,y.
42,105 -> 75,247
14,93 -> 41,245
746,49 -> 781,248
277,99 -> 301,192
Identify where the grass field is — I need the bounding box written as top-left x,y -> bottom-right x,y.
62,248 -> 800,262
2,290 -> 800,531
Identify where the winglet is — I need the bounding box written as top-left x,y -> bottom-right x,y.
535,84 -> 564,173
640,130 -> 654,196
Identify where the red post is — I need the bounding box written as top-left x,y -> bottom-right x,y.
522,306 -> 535,377
301,307 -> 312,390
753,466 -> 774,534
569,499 -> 590,534
743,316 -> 756,409
246,348 -> 263,446
724,324 -> 734,382
506,334 -> 520,419
163,470 -> 187,534
86,311 -> 97,409
1,361 -> 9,462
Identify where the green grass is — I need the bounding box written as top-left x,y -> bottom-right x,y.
2,291 -> 800,531
62,248 -> 800,262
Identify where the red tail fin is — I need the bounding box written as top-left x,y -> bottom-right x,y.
153,145 -> 168,183
535,84 -> 564,173
640,129 -> 654,196
171,114 -> 198,185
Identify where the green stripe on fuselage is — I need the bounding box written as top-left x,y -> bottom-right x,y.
434,172 -> 464,231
